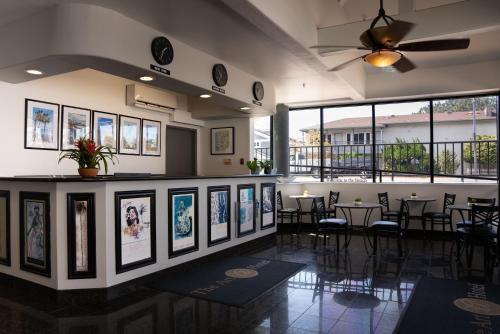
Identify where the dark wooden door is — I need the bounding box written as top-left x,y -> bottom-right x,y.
165,126 -> 197,176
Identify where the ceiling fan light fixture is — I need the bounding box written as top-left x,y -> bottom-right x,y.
364,50 -> 401,67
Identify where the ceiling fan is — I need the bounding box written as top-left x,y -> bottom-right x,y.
311,0 -> 470,73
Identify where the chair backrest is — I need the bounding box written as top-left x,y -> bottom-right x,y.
442,193 -> 456,213
467,197 -> 496,206
312,197 -> 327,224
328,191 -> 340,208
378,192 -> 390,211
471,205 -> 500,233
395,199 -> 408,228
277,190 -> 284,210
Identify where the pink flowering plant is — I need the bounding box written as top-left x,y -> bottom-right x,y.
59,137 -> 117,173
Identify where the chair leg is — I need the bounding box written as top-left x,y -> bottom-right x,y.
323,233 -> 327,247
397,233 -> 402,257
373,231 -> 378,255
344,227 -> 348,248
467,240 -> 475,268
336,231 -> 340,253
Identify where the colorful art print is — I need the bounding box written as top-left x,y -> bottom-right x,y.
237,184 -> 256,237
115,190 -> 156,274
93,111 -> 117,153
142,119 -> 161,156
24,99 -> 60,150
0,191 -> 10,266
117,305 -> 158,334
207,185 -> 231,246
168,188 -> 199,258
61,105 -> 92,150
261,183 -> 276,229
210,127 -> 234,155
19,192 -> 51,277
67,193 -> 96,279
119,115 -> 141,155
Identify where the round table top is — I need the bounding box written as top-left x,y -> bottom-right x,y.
448,203 -> 492,211
397,197 -> 436,202
289,194 -> 322,199
335,202 -> 382,209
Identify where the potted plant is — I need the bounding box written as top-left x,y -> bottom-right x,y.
260,160 -> 273,174
354,197 -> 363,206
410,192 -> 418,199
246,158 -> 261,175
59,137 -> 117,177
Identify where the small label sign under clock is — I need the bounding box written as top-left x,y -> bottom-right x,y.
212,86 -> 225,94
252,100 -> 262,106
150,64 -> 170,76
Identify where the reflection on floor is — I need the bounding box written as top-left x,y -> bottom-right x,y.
0,234 -> 498,334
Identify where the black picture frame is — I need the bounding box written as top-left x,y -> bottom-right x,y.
207,185 -> 231,247
19,192 -> 51,277
210,127 -> 234,155
260,183 -> 276,230
115,190 -> 156,274
0,190 -> 10,266
92,110 -> 118,153
24,99 -> 60,151
141,118 -> 161,157
60,105 -> 92,151
118,115 -> 142,155
237,184 -> 256,237
67,193 -> 96,279
168,187 -> 199,258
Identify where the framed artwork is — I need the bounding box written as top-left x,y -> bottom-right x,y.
61,105 -> 92,150
0,191 -> 10,266
207,185 -> 231,247
24,99 -> 60,150
168,188 -> 199,258
117,305 -> 158,334
19,192 -> 51,277
210,127 -> 234,155
237,184 -> 256,237
115,190 -> 156,274
67,193 -> 96,279
142,119 -> 161,156
93,110 -> 118,153
119,115 -> 141,155
260,183 -> 276,229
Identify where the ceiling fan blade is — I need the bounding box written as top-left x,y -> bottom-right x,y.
360,20 -> 415,48
328,55 -> 365,71
392,56 -> 416,73
397,39 -> 470,52
310,45 -> 369,50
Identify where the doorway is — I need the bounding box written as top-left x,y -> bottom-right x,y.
165,126 -> 197,176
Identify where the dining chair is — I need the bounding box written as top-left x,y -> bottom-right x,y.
324,191 -> 340,218
371,199 -> 407,257
456,205 -> 499,270
277,191 -> 299,234
456,197 -> 496,229
377,192 -> 399,222
311,197 -> 349,253
422,193 -> 456,233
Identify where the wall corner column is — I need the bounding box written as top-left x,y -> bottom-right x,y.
274,104 -> 289,177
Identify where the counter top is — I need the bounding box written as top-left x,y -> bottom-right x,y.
0,173 -> 281,183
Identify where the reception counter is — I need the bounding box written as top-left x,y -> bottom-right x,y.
0,174 -> 278,290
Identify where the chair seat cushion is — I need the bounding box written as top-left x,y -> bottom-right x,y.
383,211 -> 399,217
457,226 -> 496,238
372,220 -> 399,228
424,212 -> 450,219
319,218 -> 347,225
278,208 -> 298,213
456,220 -> 485,228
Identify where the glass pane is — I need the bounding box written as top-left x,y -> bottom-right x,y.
433,95 -> 498,183
253,116 -> 271,161
323,105 -> 372,182
289,108 -> 321,181
375,101 -> 431,183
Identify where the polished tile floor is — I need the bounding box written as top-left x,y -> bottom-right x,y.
0,234 -> 498,334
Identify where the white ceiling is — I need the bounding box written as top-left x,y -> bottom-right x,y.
0,0 -> 499,106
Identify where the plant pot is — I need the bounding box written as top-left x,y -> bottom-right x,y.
264,167 -> 272,174
78,167 -> 99,177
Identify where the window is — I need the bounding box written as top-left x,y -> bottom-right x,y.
253,116 -> 271,161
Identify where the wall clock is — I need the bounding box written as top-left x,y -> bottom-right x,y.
253,81 -> 264,101
151,36 -> 174,66
212,64 -> 228,87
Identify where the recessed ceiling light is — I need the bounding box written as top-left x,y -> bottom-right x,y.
25,69 -> 43,75
240,106 -> 251,111
200,94 -> 212,99
139,76 -> 154,82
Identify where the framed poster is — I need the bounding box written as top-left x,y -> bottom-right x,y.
119,115 -> 141,155
0,191 -> 10,266
237,184 -> 256,237
168,188 -> 199,258
19,192 -> 51,277
67,193 -> 96,279
115,190 -> 156,274
260,183 -> 276,229
24,99 -> 60,150
61,105 -> 91,150
93,110 -> 118,153
207,185 -> 231,247
142,119 -> 161,156
210,127 -> 234,155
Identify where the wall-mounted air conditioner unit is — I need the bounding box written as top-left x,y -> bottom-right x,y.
126,84 -> 177,113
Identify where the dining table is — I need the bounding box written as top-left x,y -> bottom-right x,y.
397,197 -> 436,233
289,194 -> 322,232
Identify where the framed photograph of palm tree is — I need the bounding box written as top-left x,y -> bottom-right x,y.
142,119 -> 161,156
119,115 -> 141,155
207,185 -> 231,247
93,111 -> 118,153
260,183 -> 276,229
24,99 -> 60,150
0,190 -> 10,266
61,105 -> 91,150
67,193 -> 96,279
19,192 -> 51,277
